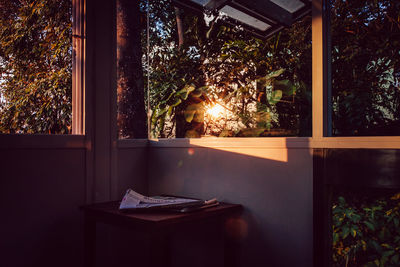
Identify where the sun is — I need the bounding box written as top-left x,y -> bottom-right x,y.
206,104 -> 225,119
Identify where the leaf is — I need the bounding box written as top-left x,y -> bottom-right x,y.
170,98 -> 182,108
342,226 -> 350,239
361,240 -> 367,251
351,213 -> 361,223
193,110 -> 204,123
273,79 -> 296,95
394,218 -> 399,227
265,69 -> 285,79
371,240 -> 382,253
351,229 -> 357,237
185,129 -> 200,138
269,90 -> 282,104
364,221 -> 375,231
184,103 -> 199,123
333,232 -> 339,245
206,23 -> 214,39
191,90 -> 203,98
391,254 -> 399,264
382,250 -> 395,258
167,106 -> 174,117
177,84 -> 196,100
158,116 -> 165,132
157,107 -> 168,117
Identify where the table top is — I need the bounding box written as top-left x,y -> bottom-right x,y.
81,201 -> 242,229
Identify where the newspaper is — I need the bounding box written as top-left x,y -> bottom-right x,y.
119,189 -> 201,210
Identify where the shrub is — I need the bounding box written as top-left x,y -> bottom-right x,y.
332,193 -> 400,267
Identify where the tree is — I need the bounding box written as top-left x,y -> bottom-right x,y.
147,0 -> 210,138
117,0 -> 147,138
331,0 -> 400,136
203,16 -> 312,137
0,0 -> 72,134
148,0 -> 312,138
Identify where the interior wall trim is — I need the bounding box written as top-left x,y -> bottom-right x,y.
0,134 -> 87,149
116,137 -> 400,149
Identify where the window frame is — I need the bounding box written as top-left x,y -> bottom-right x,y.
0,0 -> 86,149
117,0 -> 400,149
311,0 -> 400,149
72,0 -> 86,135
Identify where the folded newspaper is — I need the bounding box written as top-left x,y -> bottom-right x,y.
119,189 -> 203,210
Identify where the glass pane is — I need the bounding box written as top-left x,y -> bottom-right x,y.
270,0 -> 305,13
331,0 -> 400,136
139,0 -> 312,138
0,0 -> 72,134
219,6 -> 271,31
117,0 -> 149,139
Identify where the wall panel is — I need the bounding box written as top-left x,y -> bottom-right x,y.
148,145 -> 313,267
0,148 -> 86,267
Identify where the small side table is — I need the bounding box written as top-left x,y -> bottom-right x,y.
81,201 -> 242,267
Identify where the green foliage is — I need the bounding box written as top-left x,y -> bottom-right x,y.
202,17 -> 312,137
150,76 -> 208,136
148,39 -> 208,137
332,193 -> 400,267
148,0 -> 400,138
0,0 -> 72,134
147,0 -> 312,137
331,0 -> 400,136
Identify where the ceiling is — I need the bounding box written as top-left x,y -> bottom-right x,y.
173,0 -> 312,38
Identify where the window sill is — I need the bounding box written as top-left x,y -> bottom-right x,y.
117,136 -> 400,149
0,134 -> 87,149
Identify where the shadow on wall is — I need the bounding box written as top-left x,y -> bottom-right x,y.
147,138 -> 313,267
0,148 -> 86,267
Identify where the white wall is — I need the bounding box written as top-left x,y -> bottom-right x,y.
116,147 -> 148,196
0,142 -> 148,267
0,146 -> 86,267
0,1 -> 148,266
148,140 -> 313,267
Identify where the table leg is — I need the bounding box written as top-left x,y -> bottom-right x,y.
223,218 -> 240,267
148,231 -> 171,267
84,213 -> 96,267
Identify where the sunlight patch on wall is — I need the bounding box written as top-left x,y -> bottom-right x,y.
211,147 -> 288,162
187,142 -> 288,162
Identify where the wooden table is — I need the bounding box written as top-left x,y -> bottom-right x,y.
81,201 -> 242,267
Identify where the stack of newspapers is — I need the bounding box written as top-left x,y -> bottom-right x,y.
119,189 -> 218,212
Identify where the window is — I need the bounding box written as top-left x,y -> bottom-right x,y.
330,0 -> 400,136
0,0 -> 84,134
116,0 -> 312,139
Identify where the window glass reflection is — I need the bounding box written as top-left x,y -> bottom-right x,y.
143,0 -> 312,138
331,0 -> 400,136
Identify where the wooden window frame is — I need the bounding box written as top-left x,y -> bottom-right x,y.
72,0 -> 86,135
311,0 -> 400,149
0,0 -> 86,149
117,0 -> 400,149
